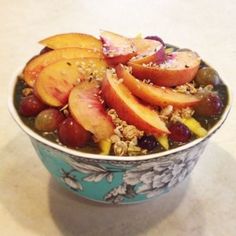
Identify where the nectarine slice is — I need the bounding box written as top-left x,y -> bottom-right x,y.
102,70 -> 169,136
129,51 -> 200,87
35,58 -> 108,107
130,37 -> 165,65
69,81 -> 114,141
130,38 -> 165,64
23,48 -> 103,87
116,65 -> 200,108
39,33 -> 102,51
131,38 -> 158,54
100,31 -> 136,65
100,31 -> 135,56
105,53 -> 136,66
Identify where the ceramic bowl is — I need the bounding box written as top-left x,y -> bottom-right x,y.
8,67 -> 231,204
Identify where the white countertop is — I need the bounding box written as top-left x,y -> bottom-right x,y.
0,0 -> 236,235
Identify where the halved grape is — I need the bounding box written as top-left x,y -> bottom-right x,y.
58,117 -> 90,148
35,108 -> 64,132
169,122 -> 191,143
194,93 -> 223,116
19,95 -> 47,117
195,67 -> 220,86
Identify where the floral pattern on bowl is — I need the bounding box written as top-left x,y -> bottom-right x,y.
31,137 -> 208,204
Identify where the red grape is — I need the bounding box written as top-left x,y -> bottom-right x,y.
169,122 -> 191,143
19,95 -> 47,117
195,67 -> 220,86
35,108 -> 64,132
194,94 -> 223,116
58,117 -> 90,148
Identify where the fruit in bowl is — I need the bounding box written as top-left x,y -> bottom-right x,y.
8,31 -> 231,204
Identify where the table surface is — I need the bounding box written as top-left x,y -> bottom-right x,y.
0,0 -> 236,235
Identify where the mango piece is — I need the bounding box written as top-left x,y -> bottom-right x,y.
156,135 -> 169,150
181,118 -> 207,137
99,139 -> 112,155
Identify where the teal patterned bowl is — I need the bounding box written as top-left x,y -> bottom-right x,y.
8,70 -> 231,204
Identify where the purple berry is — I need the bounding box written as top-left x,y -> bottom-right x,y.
138,135 -> 157,150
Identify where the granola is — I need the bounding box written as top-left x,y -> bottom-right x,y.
175,82 -> 198,95
108,109 -> 146,156
159,105 -> 194,123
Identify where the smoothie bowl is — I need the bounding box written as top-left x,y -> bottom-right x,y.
8,31 -> 231,204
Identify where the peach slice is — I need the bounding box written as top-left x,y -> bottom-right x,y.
69,81 -> 114,141
131,38 -> 159,54
23,48 -> 103,87
35,58 -> 107,107
39,33 -> 102,51
116,65 -> 200,108
105,53 -> 136,66
102,70 -> 169,135
100,30 -> 135,56
100,31 -> 136,65
131,38 -> 165,64
129,51 -> 201,87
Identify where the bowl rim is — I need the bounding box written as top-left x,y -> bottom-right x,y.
8,65 -> 232,161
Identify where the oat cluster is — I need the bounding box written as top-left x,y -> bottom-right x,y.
159,105 -> 194,123
107,109 -> 147,156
